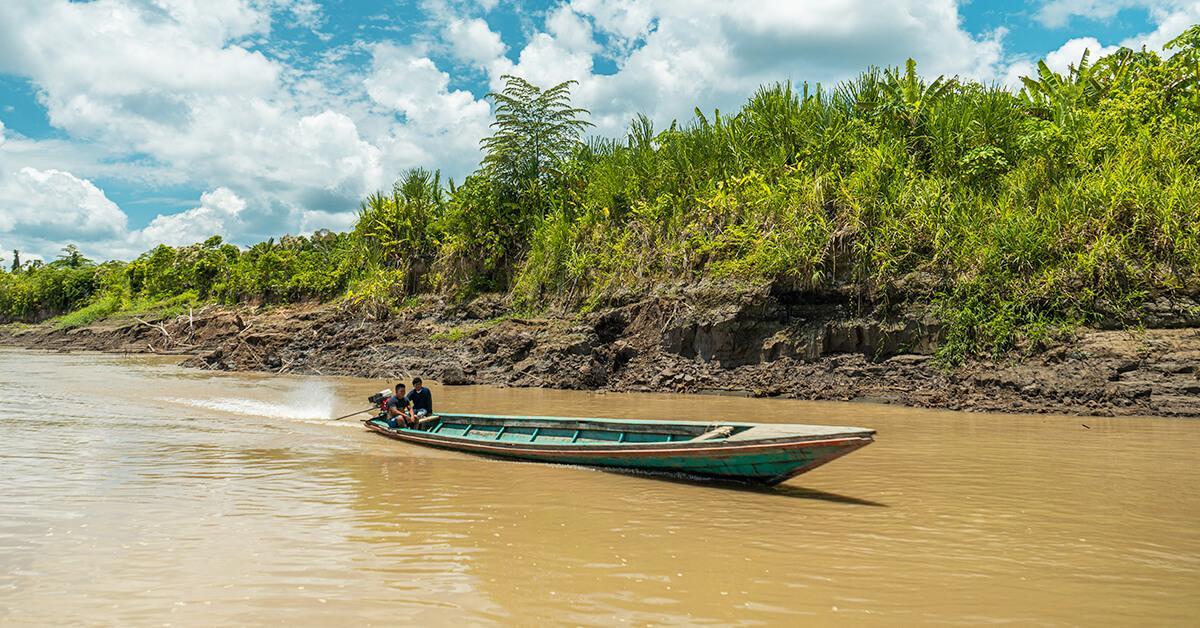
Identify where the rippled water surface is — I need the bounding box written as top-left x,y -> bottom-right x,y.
1,348 -> 1198,626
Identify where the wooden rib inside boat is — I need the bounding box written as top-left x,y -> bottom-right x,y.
364,413 -> 874,485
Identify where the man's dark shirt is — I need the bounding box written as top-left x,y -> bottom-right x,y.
386,394 -> 409,412
406,387 -> 433,414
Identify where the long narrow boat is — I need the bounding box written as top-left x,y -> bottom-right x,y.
363,413 -> 874,485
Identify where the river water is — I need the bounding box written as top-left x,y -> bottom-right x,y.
0,348 -> 1197,626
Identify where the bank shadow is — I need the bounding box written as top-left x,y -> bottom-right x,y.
601,468 -> 889,507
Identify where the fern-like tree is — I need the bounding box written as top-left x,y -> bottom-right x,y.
55,245 -> 91,269
481,75 -> 593,212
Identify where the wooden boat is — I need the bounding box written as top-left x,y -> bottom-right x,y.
363,413 -> 874,485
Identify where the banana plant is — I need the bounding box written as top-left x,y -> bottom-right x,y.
1018,49 -> 1103,122
880,58 -> 957,163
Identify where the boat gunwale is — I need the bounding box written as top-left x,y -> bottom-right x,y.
363,418 -> 874,456
418,413 -> 876,440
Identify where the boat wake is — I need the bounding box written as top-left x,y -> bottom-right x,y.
164,381 -> 335,420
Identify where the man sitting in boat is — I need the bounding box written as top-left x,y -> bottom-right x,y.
405,377 -> 433,423
386,383 -> 413,429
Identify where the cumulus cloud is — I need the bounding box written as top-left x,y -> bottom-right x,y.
443,17 -> 508,68
0,163 -> 247,259
365,43 -> 493,175
0,167 -> 128,241
0,1 -> 379,214
1034,0 -> 1199,29
1130,2 -> 1200,50
135,187 -> 246,248
457,1 -> 1007,137
1005,1 -> 1200,89
0,0 -> 495,259
1046,37 -> 1121,73
0,165 -> 127,260
366,44 -> 492,132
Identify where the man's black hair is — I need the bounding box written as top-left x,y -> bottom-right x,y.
412,377 -> 423,386
395,382 -> 406,391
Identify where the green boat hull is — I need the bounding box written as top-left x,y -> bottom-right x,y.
364,413 -> 873,485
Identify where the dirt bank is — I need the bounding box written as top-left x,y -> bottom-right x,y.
3,290 -> 1198,417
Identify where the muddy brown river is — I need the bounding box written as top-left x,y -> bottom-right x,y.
1,348 -> 1197,625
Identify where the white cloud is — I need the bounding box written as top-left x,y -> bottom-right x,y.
365,43 -> 493,176
0,167 -> 128,240
366,44 -> 492,131
1034,0 -> 1199,29
135,187 -> 246,248
1036,0 -> 1143,28
1045,37 -> 1120,74
1001,36 -> 1120,90
0,0 -> 494,258
0,163 -> 249,259
0,164 -> 284,260
1127,3 -> 1200,51
459,1 -> 1008,137
499,5 -> 600,89
281,0 -> 325,30
1005,2 -> 1200,88
570,0 -> 656,48
443,17 -> 508,67
298,208 -> 357,234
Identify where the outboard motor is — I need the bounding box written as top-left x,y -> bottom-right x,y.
367,389 -> 393,416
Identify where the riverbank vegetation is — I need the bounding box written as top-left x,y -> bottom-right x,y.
4,27 -> 1200,362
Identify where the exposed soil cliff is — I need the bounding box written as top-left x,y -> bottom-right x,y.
3,288 -> 1198,417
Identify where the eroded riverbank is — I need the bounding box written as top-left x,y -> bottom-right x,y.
3,293 -> 1199,417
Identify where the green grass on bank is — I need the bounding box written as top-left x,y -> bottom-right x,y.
52,292 -> 201,330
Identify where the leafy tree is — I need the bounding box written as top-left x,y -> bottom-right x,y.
481,75 -> 593,210
1165,26 -> 1200,113
354,167 -> 445,269
55,245 -> 90,269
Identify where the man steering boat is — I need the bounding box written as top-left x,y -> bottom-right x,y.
366,377 -> 433,430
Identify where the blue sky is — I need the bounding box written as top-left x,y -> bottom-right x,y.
0,0 -> 1197,261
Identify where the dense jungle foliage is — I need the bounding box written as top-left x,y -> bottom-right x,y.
4,27 -> 1200,362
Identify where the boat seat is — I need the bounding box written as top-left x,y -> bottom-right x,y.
415,414 -> 440,430
691,425 -> 734,441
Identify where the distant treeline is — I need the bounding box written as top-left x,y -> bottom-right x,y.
4,26 -> 1200,362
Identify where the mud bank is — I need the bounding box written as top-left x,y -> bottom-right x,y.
3,291 -> 1198,417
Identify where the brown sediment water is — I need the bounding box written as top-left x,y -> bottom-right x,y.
1,348 -> 1197,626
